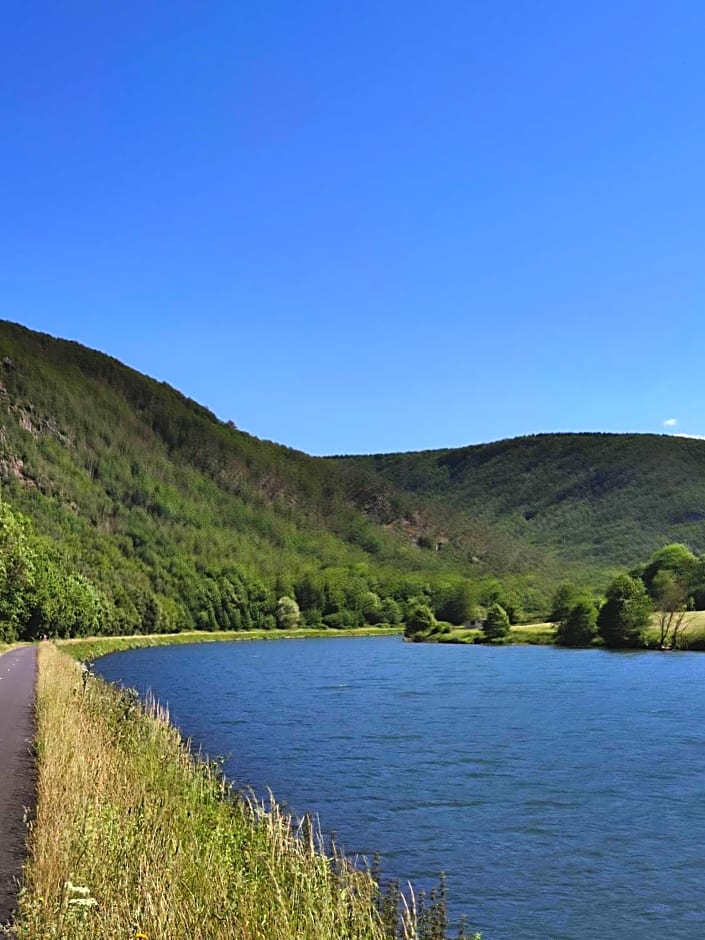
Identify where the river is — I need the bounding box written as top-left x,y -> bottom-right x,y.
94,636 -> 705,939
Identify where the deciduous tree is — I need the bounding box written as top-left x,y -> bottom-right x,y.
597,574 -> 651,648
652,569 -> 689,648
556,597 -> 597,647
275,595 -> 301,630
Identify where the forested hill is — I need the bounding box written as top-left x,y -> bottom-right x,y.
341,432 -> 705,567
0,320 -> 554,640
2,319 -> 704,643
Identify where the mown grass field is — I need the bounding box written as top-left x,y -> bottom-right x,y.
644,609 -> 705,649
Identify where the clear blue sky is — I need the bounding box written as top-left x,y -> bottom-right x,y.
2,2 -> 704,455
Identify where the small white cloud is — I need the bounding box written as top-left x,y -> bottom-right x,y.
663,418 -> 678,427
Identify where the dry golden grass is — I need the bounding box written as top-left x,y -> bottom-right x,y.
13,645 -> 423,940
644,609 -> 705,649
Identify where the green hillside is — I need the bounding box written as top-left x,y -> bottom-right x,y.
2,320 -> 704,643
0,321 -> 550,640
342,432 -> 705,566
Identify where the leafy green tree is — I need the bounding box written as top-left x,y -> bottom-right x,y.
295,573 -> 328,619
322,609 -> 361,629
484,602 -> 510,640
431,578 -> 476,625
479,580 -> 521,624
275,595 -> 301,629
651,569 -> 689,648
361,591 -> 383,624
404,603 -> 436,641
549,583 -> 581,624
380,596 -> 402,625
597,573 -> 652,648
556,597 -> 597,647
0,503 -> 37,640
643,543 -> 698,597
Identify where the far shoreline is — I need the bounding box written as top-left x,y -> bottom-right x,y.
54,625 -> 406,662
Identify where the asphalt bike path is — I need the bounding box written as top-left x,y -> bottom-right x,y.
0,646 -> 36,924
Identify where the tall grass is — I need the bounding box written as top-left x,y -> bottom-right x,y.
14,645 -> 476,940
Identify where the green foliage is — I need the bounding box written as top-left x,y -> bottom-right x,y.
483,602 -> 510,640
430,577 -> 476,625
275,595 -> 301,629
380,596 -> 403,625
0,501 -> 36,640
12,321 -> 705,646
347,432 -> 705,573
1,321 -> 530,639
597,573 -> 652,648
556,597 -> 597,647
549,583 -> 582,624
642,542 -> 701,610
404,603 -> 437,641
0,501 -> 114,640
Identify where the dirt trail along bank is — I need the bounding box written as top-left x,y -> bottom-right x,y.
0,646 -> 36,924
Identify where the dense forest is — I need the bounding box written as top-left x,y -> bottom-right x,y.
344,433 -> 705,565
2,320 -> 705,643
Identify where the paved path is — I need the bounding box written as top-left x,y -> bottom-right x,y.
0,646 -> 36,925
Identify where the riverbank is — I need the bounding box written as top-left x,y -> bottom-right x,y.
419,612 -> 705,649
438,623 -> 557,645
56,625 -> 405,663
13,643 -> 473,940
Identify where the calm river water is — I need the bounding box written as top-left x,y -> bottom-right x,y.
95,636 -> 705,939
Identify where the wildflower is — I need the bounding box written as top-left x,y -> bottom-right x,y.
63,881 -> 98,911
135,933 -> 149,939
64,881 -> 91,897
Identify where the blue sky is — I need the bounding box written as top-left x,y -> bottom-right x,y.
2,2 -> 704,455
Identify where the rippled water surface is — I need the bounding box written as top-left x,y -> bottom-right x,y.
95,637 -> 705,939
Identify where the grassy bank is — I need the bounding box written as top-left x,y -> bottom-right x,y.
429,611 -> 705,649
14,644 -> 475,940
644,609 -> 705,649
56,625 -> 404,663
431,623 -> 556,646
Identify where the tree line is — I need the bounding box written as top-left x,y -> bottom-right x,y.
552,542 -> 703,649
0,500 -> 525,642
5,477 -> 701,651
